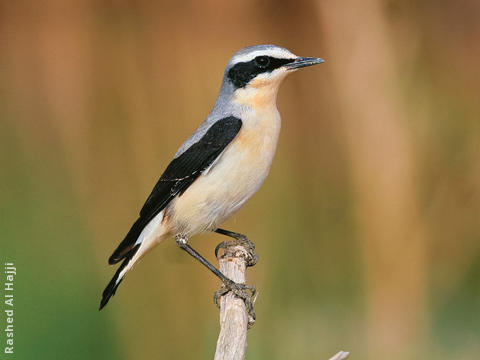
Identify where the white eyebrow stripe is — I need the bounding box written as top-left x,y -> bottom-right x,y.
231,48 -> 297,65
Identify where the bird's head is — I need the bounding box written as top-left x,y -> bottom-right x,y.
222,45 -> 324,108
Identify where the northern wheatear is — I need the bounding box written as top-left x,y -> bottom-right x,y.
100,44 -> 324,312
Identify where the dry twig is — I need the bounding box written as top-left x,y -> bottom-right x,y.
213,244 -> 349,360
214,245 -> 253,360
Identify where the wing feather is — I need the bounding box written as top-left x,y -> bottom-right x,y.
108,116 -> 242,264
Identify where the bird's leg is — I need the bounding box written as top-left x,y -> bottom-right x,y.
175,234 -> 229,283
175,234 -> 256,320
214,228 -> 258,267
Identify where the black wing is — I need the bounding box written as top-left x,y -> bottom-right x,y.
108,116 -> 242,264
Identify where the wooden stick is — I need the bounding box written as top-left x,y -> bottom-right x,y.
213,245 -> 350,360
214,245 -> 254,360
329,351 -> 350,360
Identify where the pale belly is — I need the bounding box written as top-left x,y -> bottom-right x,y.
165,112 -> 281,236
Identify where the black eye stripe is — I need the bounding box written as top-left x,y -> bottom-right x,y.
227,56 -> 295,88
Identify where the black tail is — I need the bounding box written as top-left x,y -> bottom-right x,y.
99,244 -> 140,310
108,217 -> 147,265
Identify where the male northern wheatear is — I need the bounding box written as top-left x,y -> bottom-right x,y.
100,44 -> 324,312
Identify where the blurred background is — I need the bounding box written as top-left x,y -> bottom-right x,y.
1,0 -> 479,359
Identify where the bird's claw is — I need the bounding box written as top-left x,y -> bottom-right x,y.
214,279 -> 257,323
214,235 -> 258,267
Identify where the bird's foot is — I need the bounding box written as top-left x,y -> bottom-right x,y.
214,278 -> 257,325
214,235 -> 258,267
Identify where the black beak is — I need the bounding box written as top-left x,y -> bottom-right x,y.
286,57 -> 325,70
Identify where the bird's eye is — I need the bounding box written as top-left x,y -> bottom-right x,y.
255,56 -> 270,68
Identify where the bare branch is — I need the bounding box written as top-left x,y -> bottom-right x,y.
213,245 -> 349,360
214,245 -> 253,360
328,351 -> 350,360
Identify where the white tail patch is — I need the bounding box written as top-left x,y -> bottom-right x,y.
116,210 -> 168,285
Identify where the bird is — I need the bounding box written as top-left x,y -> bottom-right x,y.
100,44 -> 324,312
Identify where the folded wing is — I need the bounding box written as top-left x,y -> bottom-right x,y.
108,116 -> 243,264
